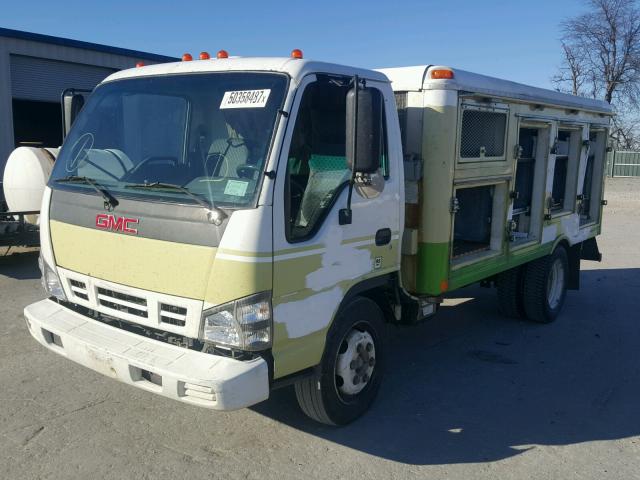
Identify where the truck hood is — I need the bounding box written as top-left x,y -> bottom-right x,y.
49,189 -> 223,301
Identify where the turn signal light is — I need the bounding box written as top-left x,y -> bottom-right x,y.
217,50 -> 229,59
291,49 -> 303,59
199,51 -> 211,60
430,68 -> 454,79
182,53 -> 193,62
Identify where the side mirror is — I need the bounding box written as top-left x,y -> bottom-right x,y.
346,86 -> 383,174
62,89 -> 88,139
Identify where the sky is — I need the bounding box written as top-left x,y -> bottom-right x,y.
1,0 -> 589,89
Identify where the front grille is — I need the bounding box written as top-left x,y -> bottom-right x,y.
160,303 -> 187,327
97,287 -> 148,318
69,279 -> 89,301
58,268 -> 203,341
97,288 -> 146,305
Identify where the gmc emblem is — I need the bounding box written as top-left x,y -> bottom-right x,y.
95,214 -> 139,235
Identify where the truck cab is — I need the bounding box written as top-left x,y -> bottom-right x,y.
26,55 -> 405,424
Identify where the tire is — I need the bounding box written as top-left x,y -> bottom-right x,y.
496,266 -> 525,318
294,296 -> 386,425
522,246 -> 569,323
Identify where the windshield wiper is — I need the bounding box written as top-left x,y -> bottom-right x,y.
124,182 -> 227,225
55,175 -> 119,210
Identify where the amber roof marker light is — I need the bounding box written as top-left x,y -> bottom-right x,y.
182,53 -> 193,62
199,52 -> 211,60
217,50 -> 229,59
291,49 -> 303,59
430,68 -> 454,79
135,61 -> 145,68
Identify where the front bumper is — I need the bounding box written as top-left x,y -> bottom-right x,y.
24,299 -> 269,410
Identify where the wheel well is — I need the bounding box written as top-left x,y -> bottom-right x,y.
339,273 -> 398,324
553,238 -> 571,255
360,287 -> 396,322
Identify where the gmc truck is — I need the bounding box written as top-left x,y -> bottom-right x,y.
24,51 -> 612,425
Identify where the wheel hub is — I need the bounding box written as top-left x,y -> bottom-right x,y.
336,329 -> 376,396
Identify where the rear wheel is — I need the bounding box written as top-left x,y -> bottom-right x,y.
522,246 -> 569,323
294,297 -> 385,425
496,266 -> 525,318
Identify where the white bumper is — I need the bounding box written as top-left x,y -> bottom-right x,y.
24,299 -> 269,410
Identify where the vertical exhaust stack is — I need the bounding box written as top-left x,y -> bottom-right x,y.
2,146 -> 58,224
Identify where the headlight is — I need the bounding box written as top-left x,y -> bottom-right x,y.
38,255 -> 67,302
201,291 -> 272,351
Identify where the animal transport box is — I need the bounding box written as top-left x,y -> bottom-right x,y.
379,65 -> 611,296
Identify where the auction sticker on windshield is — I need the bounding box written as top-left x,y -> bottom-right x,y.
220,89 -> 271,109
224,179 -> 249,196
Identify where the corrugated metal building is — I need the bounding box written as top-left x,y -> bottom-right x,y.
0,27 -> 176,187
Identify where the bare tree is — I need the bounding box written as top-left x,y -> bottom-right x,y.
611,103 -> 640,148
554,0 -> 640,147
553,41 -> 588,95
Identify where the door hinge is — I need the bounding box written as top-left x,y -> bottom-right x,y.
514,144 -> 523,160
450,197 -> 460,214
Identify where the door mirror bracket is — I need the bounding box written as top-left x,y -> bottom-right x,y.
61,88 -> 91,139
341,76 -> 383,225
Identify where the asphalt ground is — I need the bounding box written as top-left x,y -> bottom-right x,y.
1,178 -> 639,479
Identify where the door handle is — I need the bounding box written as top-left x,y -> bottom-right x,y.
375,228 -> 392,246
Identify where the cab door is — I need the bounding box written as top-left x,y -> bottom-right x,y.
270,74 -> 401,378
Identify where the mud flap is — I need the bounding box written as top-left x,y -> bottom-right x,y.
580,237 -> 602,262
568,244 -> 581,291
567,238 -> 602,291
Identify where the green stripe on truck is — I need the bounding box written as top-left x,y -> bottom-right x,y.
416,242 -> 451,295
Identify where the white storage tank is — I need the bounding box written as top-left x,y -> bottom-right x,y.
2,147 -> 58,224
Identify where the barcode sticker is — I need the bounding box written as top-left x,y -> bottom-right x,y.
220,89 -> 271,109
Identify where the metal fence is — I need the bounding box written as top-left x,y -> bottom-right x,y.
608,151 -> 640,177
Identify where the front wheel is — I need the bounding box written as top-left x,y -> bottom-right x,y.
294,297 -> 386,425
522,246 -> 569,323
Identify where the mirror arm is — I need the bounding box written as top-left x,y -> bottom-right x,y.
339,75 -> 360,226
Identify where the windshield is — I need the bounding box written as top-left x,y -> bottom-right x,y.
50,72 -> 288,208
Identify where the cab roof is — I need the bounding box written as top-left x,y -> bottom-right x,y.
103,57 -> 389,86
377,65 -> 613,115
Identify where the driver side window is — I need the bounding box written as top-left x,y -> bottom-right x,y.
285,80 -> 351,242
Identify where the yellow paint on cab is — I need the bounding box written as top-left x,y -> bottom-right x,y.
204,257 -> 272,305
50,220 -> 216,299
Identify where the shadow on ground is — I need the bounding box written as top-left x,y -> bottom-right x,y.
252,267 -> 640,465
0,250 -> 40,280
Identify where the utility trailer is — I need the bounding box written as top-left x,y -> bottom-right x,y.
23,53 -> 612,425
0,88 -> 87,253
0,210 -> 40,249
0,189 -> 39,250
